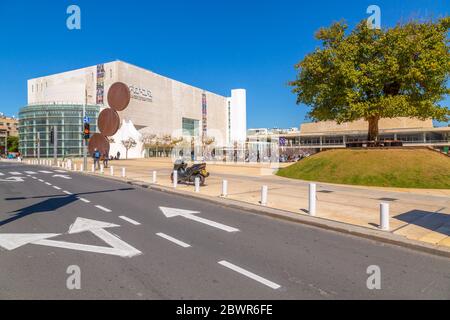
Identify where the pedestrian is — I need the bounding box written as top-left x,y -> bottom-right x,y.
93,148 -> 101,170
103,152 -> 109,168
117,151 -> 121,160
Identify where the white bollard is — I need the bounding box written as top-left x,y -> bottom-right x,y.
309,183 -> 317,216
100,164 -> 104,174
110,166 -> 114,176
173,171 -> 178,188
57,161 -> 60,168
222,180 -> 228,197
261,185 -> 268,206
74,164 -> 77,172
152,171 -> 157,184
92,164 -> 95,173
380,203 -> 390,231
122,167 -> 126,178
80,164 -> 84,172
195,177 -> 200,193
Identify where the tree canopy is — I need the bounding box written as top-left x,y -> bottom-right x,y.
289,18 -> 450,141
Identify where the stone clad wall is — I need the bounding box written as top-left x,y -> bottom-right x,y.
300,118 -> 434,134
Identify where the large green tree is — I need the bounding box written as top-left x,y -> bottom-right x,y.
290,18 -> 450,141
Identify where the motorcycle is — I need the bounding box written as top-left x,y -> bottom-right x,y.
170,160 -> 210,186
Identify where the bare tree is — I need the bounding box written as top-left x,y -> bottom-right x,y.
121,138 -> 137,159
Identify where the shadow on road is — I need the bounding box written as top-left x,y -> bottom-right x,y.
0,187 -> 135,227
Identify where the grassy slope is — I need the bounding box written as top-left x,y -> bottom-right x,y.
276,149 -> 450,189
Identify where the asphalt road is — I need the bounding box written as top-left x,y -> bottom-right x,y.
0,161 -> 449,299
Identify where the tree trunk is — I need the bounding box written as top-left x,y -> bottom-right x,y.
367,117 -> 380,142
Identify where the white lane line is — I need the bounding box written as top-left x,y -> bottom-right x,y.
78,197 -> 90,203
53,186 -> 61,190
38,179 -> 44,182
218,261 -> 281,290
39,171 -> 53,174
9,172 -> 22,175
156,233 -> 190,248
95,205 -> 112,213
54,170 -> 67,173
63,191 -> 73,195
45,182 -> 52,186
24,171 -> 37,175
119,216 -> 141,226
0,172 -> 4,176
32,177 -> 37,180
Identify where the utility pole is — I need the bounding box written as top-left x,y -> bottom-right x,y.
37,132 -> 41,163
4,132 -> 7,157
53,125 -> 57,165
83,88 -> 88,171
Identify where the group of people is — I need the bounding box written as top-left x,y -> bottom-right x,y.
92,149 -> 121,170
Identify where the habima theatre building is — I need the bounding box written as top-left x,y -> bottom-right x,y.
19,60 -> 247,159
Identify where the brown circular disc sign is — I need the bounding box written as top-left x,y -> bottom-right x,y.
108,82 -> 131,111
88,133 -> 110,156
98,108 -> 120,137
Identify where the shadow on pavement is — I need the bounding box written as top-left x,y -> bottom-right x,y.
394,209 -> 450,236
0,187 -> 135,227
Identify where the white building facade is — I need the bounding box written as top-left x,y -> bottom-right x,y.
27,60 -> 247,159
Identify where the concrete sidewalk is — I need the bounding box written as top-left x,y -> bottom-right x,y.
52,158 -> 450,250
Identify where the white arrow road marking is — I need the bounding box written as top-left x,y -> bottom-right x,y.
39,171 -> 53,174
52,174 -> 71,180
156,233 -> 191,248
0,177 -> 26,183
119,216 -> 141,226
0,218 -> 141,258
218,261 -> 281,290
159,207 -> 239,233
9,172 -> 22,175
95,205 -> 112,213
0,234 -> 60,250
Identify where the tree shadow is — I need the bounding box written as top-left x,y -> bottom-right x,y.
0,187 -> 135,227
394,209 -> 450,236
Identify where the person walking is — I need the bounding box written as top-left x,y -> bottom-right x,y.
103,152 -> 109,168
93,148 -> 101,170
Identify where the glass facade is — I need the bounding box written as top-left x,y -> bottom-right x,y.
18,104 -> 100,157
182,117 -> 199,137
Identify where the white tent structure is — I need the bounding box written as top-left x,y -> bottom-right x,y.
109,119 -> 144,159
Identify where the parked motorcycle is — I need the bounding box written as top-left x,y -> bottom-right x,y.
170,160 -> 210,186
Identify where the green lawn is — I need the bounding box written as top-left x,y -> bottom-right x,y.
276,149 -> 450,189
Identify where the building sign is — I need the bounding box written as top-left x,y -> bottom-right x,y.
202,93 -> 207,142
129,85 -> 153,103
96,64 -> 105,105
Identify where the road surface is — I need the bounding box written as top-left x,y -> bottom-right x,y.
0,161 -> 449,299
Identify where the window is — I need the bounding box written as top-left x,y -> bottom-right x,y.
182,118 -> 199,137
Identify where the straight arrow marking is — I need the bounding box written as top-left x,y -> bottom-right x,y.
159,207 -> 239,233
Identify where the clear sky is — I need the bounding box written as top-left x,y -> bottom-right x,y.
0,0 -> 448,128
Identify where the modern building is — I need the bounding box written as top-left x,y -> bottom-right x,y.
248,117 -> 450,157
0,114 -> 19,154
20,60 -> 247,159
18,104 -> 99,157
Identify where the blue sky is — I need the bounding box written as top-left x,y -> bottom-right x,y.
0,0 -> 448,128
